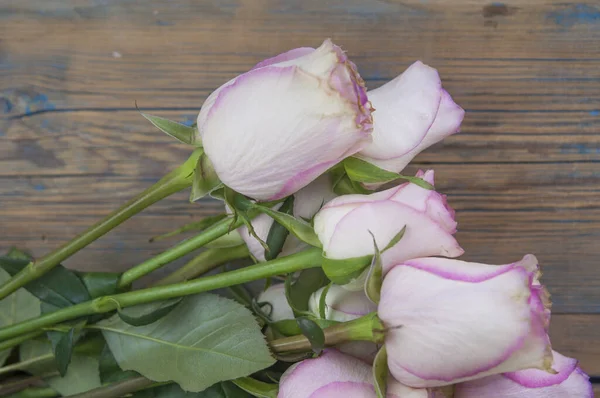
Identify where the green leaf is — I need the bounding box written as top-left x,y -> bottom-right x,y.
284,268 -> 328,316
264,196 -> 294,261
373,345 -> 388,398
118,297 -> 183,327
99,343 -> 139,384
383,226 -> 407,253
0,257 -> 90,308
318,283 -> 332,319
0,267 -> 41,366
191,151 -> 222,203
78,272 -> 121,298
322,255 -> 371,285
96,293 -> 275,392
47,328 -> 75,376
20,339 -> 101,396
343,157 -> 434,189
149,214 -> 227,243
140,112 -> 199,146
232,377 -> 278,398
296,317 -> 325,354
333,174 -> 371,195
250,204 -> 322,248
364,231 -> 383,305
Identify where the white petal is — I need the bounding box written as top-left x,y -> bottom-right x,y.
360,61 -> 442,160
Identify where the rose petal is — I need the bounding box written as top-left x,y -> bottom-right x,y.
278,350 -> 373,398
321,201 -> 462,263
252,47 -> 315,70
367,89 -> 464,173
360,61 -> 442,160
257,283 -> 294,322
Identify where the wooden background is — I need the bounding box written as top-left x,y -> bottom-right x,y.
1,0 -> 599,389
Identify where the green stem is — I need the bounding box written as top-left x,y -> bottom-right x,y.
117,216 -> 251,288
0,353 -> 54,377
0,150 -> 203,301
6,387 -> 59,398
269,312 -> 385,353
6,388 -> 59,398
0,249 -> 322,342
153,245 -> 249,286
65,376 -> 158,398
0,331 -> 44,354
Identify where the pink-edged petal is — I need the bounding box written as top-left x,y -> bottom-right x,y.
379,263 -> 533,387
257,283 -> 294,322
322,201 -> 462,263
367,89 -> 464,173
278,350 -> 373,398
309,381 -> 375,398
455,362 -> 594,398
504,351 -> 577,388
360,61 -> 442,160
252,47 -> 315,70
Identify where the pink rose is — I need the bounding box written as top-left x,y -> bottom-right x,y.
379,255 -> 552,387
313,170 -> 462,271
197,39 -> 372,200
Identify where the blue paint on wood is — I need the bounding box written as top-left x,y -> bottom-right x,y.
590,110 -> 600,116
0,97 -> 12,113
156,20 -> 174,26
34,184 -> 46,191
547,4 -> 600,27
181,115 -> 196,127
560,143 -> 600,154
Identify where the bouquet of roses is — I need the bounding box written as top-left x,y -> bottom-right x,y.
0,40 -> 593,398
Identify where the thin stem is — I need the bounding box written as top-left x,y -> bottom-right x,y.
65,376 -> 157,398
0,249 -> 322,342
269,312 -> 385,353
117,215 -> 250,288
0,375 -> 48,397
153,245 -> 249,286
0,150 -> 203,301
5,388 -> 59,398
0,353 -> 54,377
0,331 -> 44,354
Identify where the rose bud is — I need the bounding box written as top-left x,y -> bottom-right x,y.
359,61 -> 464,173
378,255 -> 553,388
256,283 -> 294,322
454,351 -> 594,397
197,39 -> 373,200
313,170 -> 462,271
278,349 -> 435,398
308,285 -> 378,362
234,175 -> 336,261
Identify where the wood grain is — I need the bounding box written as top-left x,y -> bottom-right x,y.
1,0 -> 599,377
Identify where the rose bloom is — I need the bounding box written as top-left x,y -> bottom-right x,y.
379,255 -> 553,388
198,39 -> 373,200
314,169 -> 462,271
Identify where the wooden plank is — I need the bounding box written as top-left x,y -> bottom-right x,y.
1,0 -> 599,371
550,314 -> 600,377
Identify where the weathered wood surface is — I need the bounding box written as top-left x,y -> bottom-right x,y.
1,0 -> 599,377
